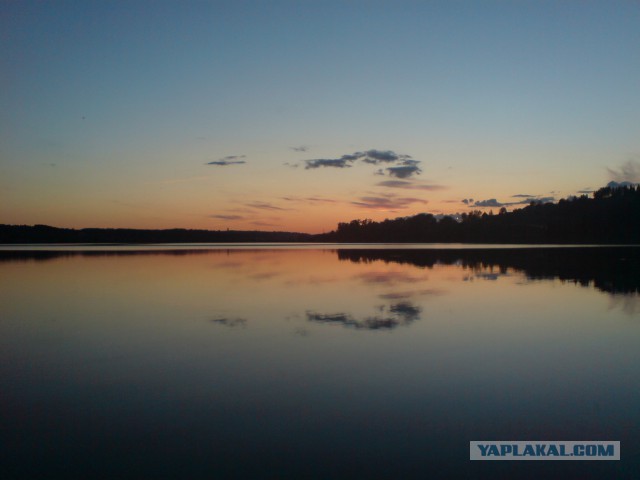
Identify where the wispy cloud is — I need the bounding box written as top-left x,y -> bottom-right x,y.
209,214 -> 244,220
281,196 -> 337,204
245,202 -> 290,211
206,155 -> 247,166
508,195 -> 555,205
376,180 -> 446,191
355,271 -> 425,285
290,145 -> 309,152
607,159 -> 640,184
250,221 -> 282,227
468,195 -> 556,208
378,288 -> 445,300
154,175 -> 213,185
351,194 -> 428,210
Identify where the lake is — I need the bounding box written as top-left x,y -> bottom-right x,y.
1,245 -> 639,479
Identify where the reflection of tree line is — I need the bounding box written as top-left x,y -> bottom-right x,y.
337,247 -> 640,295
3,247 -> 638,296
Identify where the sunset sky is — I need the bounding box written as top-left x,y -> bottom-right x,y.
2,1 -> 639,233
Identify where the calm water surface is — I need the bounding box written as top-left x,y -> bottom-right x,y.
1,246 -> 639,479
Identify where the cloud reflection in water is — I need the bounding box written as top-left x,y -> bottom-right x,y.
307,301 -> 422,330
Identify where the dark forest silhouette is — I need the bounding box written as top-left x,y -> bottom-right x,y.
0,225 -> 312,244
1,184 -> 639,244
321,184 -> 640,243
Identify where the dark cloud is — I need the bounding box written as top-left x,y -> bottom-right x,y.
303,149 -> 422,177
388,302 -> 422,322
607,181 -> 635,188
207,155 -> 246,166
469,196 -> 555,208
306,302 -> 422,330
473,199 -> 504,207
386,164 -> 422,178
211,317 -> 247,328
516,196 -> 555,205
351,195 -> 428,210
514,195 -> 556,205
358,149 -> 412,164
607,159 -> 640,184
209,214 -> 244,220
378,288 -> 445,300
512,194 -> 534,198
305,158 -> 353,169
376,180 -> 446,191
207,160 -> 246,166
306,312 -> 352,324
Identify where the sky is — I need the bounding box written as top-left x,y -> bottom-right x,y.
1,0 -> 639,233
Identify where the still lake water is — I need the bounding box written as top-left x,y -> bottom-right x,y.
1,245 -> 639,479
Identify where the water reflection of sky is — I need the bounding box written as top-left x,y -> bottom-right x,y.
0,247 -> 638,479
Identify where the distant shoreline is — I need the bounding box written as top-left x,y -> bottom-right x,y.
2,185 -> 639,244
2,241 -> 640,248
1,223 -> 639,245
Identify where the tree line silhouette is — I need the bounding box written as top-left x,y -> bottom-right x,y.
320,184 -> 640,244
0,225 -> 312,244
1,184 -> 638,244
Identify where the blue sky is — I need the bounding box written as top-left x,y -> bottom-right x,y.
1,1 -> 639,232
